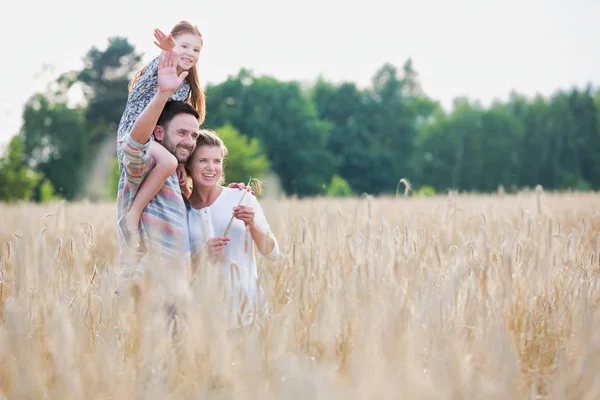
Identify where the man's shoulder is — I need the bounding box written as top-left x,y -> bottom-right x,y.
119,134 -> 152,160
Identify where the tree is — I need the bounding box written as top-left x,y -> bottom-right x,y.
0,136 -> 57,202
311,79 -> 372,193
204,70 -> 337,197
215,124 -> 270,185
19,93 -> 87,200
78,36 -> 143,139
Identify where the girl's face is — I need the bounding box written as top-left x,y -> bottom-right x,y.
187,145 -> 224,188
173,33 -> 202,71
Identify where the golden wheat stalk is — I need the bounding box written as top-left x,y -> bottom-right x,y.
223,177 -> 263,236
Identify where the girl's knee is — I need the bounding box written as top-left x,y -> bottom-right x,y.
156,152 -> 178,173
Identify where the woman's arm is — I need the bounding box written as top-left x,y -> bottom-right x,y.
233,195 -> 279,260
247,219 -> 277,258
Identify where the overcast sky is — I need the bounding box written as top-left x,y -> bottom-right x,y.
1,0 -> 598,147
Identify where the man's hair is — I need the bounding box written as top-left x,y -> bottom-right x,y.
156,100 -> 200,129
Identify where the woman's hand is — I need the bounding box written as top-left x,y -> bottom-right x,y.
153,28 -> 176,51
233,205 -> 255,227
207,236 -> 230,258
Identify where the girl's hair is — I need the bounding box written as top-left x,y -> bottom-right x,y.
184,129 -> 229,193
129,20 -> 206,124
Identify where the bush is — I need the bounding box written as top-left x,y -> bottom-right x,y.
415,185 -> 436,197
326,174 -> 353,197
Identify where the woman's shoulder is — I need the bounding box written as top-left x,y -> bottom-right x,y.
221,186 -> 244,199
220,187 -> 257,203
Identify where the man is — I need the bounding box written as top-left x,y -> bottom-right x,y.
116,49 -> 199,297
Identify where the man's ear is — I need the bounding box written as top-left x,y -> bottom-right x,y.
153,126 -> 165,142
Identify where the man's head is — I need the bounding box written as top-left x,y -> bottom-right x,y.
153,101 -> 200,163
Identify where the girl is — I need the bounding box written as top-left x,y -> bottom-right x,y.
117,20 -> 206,248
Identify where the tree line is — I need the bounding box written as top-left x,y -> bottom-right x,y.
1,36 -> 599,202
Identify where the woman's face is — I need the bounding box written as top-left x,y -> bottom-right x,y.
188,145 -> 223,188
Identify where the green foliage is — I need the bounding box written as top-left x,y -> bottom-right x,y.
216,124 -> 270,185
0,136 -> 57,203
38,179 -> 60,203
414,185 -> 436,197
326,174 -> 353,197
4,35 -> 600,203
78,36 -> 143,136
19,94 -> 87,200
108,156 -> 120,199
204,71 -> 337,197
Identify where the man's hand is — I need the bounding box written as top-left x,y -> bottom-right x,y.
177,164 -> 191,198
157,50 -> 188,94
176,164 -> 188,186
153,28 -> 176,51
227,182 -> 255,196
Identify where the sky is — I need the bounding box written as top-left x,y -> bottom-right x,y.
0,0 -> 598,148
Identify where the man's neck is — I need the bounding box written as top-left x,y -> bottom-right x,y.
190,185 -> 223,209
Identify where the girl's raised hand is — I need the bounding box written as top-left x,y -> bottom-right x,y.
153,28 -> 176,51
157,50 -> 188,92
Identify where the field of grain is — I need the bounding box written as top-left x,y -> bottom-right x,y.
1,189 -> 600,399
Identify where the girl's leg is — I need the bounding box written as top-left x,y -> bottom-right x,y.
125,141 -> 178,231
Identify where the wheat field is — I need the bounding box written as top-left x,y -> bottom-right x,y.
1,188 -> 600,399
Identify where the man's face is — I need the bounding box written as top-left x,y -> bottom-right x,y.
158,113 -> 199,163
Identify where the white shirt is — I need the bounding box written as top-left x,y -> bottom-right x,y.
184,187 -> 279,329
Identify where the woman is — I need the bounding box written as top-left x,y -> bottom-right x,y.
182,129 -> 279,329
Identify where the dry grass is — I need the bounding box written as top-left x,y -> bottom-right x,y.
1,189 -> 600,399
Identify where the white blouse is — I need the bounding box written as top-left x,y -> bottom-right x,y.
184,187 -> 279,329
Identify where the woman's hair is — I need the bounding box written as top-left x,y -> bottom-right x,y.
129,20 -> 206,124
184,129 -> 229,193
